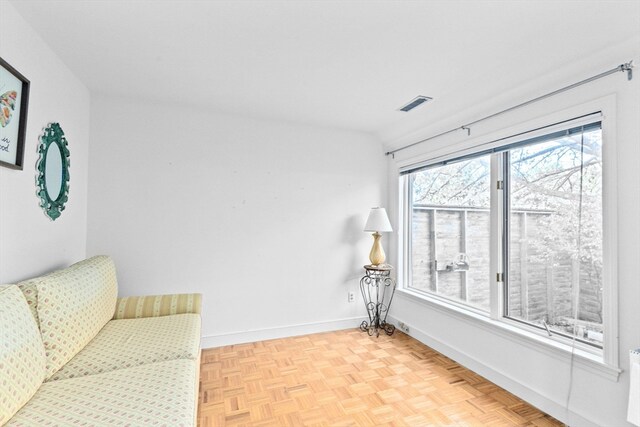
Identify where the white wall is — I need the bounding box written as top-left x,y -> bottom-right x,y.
0,1 -> 90,283
87,96 -> 387,346
385,38 -> 640,426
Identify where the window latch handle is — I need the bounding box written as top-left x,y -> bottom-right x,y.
542,320 -> 553,337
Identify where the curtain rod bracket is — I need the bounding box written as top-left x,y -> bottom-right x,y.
622,60 -> 634,81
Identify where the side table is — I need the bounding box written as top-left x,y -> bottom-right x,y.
359,264 -> 396,337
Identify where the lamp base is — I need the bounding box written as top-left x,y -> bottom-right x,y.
368,232 -> 386,266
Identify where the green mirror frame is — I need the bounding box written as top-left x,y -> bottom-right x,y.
36,123 -> 70,220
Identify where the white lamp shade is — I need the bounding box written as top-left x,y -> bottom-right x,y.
364,207 -> 392,232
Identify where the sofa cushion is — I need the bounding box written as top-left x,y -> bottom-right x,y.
0,285 -> 47,425
49,313 -> 201,381
6,359 -> 197,426
113,293 -> 202,319
16,255 -> 118,379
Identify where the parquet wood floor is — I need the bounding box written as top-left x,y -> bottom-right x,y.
198,329 -> 564,426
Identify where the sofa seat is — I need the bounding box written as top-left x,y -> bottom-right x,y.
49,314 -> 201,381
6,359 -> 197,427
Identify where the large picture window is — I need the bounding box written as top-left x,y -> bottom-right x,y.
404,118 -> 606,352
409,155 -> 491,311
505,127 -> 603,346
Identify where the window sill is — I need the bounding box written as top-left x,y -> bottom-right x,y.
396,287 -> 622,381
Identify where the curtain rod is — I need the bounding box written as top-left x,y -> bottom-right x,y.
385,60 -> 634,157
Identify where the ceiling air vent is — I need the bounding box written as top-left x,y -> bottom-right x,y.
398,96 -> 432,112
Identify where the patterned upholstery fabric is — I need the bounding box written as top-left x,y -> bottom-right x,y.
0,286 -> 47,425
16,255 -> 118,379
16,282 -> 40,327
6,359 -> 197,426
113,293 -> 201,319
50,314 -> 201,381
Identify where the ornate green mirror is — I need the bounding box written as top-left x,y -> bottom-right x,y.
36,123 -> 70,220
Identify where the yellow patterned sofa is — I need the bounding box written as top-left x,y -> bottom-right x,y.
0,256 -> 202,426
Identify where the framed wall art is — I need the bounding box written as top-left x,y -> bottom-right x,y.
0,57 -> 30,170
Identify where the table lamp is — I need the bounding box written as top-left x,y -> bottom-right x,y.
364,207 -> 393,266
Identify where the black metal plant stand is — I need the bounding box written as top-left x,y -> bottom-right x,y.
359,264 -> 396,337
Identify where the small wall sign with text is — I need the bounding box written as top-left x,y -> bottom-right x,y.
0,57 -> 30,170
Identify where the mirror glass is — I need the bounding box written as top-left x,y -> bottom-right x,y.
45,142 -> 63,200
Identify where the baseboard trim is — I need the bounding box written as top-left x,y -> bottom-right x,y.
388,314 -> 596,427
201,316 -> 366,349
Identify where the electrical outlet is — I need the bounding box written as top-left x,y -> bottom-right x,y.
398,322 -> 410,333
348,291 -> 355,303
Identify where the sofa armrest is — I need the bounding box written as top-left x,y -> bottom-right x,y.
112,293 -> 202,319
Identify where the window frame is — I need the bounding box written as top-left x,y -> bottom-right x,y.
397,103 -> 619,371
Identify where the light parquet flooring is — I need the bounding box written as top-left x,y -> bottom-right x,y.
198,329 -> 563,427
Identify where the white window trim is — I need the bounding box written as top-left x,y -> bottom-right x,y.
599,96 -> 619,369
396,95 -> 620,376
490,153 -> 504,321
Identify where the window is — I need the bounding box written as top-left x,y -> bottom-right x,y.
409,155 -> 492,311
505,127 -> 603,346
403,119 -> 607,352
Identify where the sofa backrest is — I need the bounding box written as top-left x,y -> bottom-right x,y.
0,285 -> 47,424
16,256 -> 118,379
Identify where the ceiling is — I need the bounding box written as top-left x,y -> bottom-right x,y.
8,0 -> 640,139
